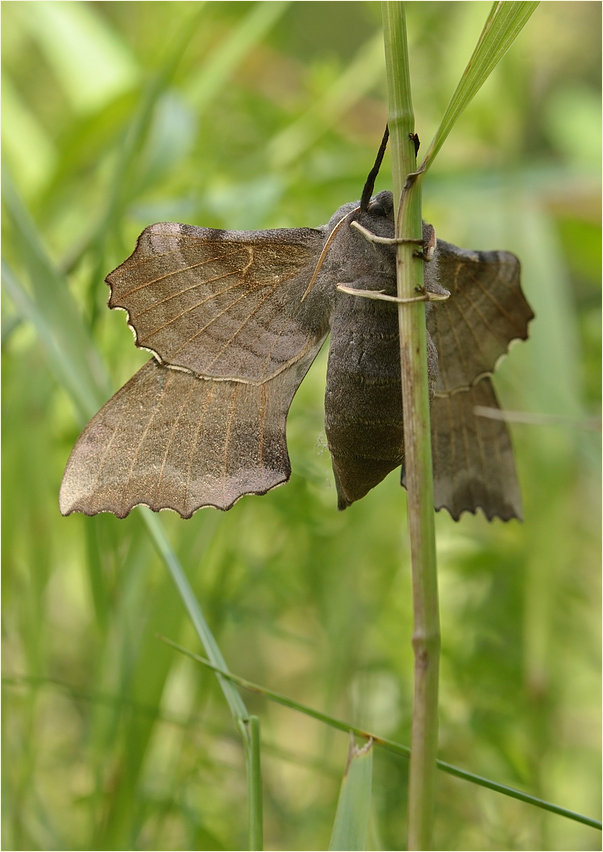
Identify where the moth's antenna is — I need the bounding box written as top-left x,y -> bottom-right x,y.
360,125 -> 389,212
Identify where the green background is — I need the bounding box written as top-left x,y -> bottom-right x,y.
2,2 -> 601,849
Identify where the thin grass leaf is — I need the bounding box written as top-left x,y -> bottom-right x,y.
329,736 -> 373,851
163,640 -> 602,832
422,2 -> 540,171
138,517 -> 260,847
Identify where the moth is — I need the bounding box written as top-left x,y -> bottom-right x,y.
60,149 -> 533,522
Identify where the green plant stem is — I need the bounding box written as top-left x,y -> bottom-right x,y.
382,4 -> 440,849
240,715 -> 263,850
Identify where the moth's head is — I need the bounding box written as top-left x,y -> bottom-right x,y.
353,189 -> 396,245
364,190 -> 394,220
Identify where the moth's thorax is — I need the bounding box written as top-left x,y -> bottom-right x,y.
319,194 -> 397,299
323,192 -> 444,302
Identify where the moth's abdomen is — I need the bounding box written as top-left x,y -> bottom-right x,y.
324,303 -> 404,509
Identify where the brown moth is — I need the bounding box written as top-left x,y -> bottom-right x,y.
60,161 -> 533,521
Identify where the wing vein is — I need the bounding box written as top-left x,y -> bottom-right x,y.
222,384 -> 240,504
153,374 -> 197,501
123,371 -> 174,497
116,249 -> 250,298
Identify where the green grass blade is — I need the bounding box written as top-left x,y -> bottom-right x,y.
422,2 -> 540,171
143,512 -> 261,844
163,641 -> 602,832
2,168 -> 109,418
187,1 -> 291,112
1,259 -> 101,421
240,715 -> 264,851
329,737 -> 373,851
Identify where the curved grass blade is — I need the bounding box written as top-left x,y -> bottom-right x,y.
163,640 -> 602,832
422,2 -> 540,172
134,510 -> 261,845
329,735 -> 373,851
143,510 -> 247,722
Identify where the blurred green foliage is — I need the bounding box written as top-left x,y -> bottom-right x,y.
2,2 -> 600,850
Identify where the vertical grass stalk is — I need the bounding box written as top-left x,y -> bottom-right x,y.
381,4 -> 441,849
241,715 -> 263,850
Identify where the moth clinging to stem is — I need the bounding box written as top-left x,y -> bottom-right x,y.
60,130 -> 533,521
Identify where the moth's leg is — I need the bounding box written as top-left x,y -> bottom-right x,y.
351,219 -> 437,261
336,284 -> 449,305
348,220 -> 446,303
351,220 -> 423,246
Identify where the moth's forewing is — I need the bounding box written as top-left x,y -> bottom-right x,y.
106,224 -> 328,382
427,241 -> 534,394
